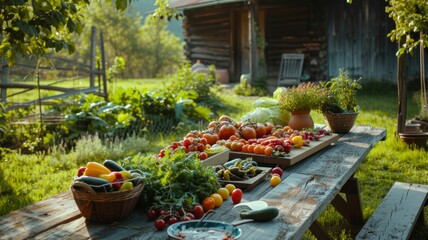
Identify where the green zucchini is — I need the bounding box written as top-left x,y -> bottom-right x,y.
103,159 -> 125,172
75,176 -> 112,192
240,206 -> 279,222
223,158 -> 242,168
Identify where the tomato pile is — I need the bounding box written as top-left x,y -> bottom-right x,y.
156,115 -> 330,161
204,116 -> 330,157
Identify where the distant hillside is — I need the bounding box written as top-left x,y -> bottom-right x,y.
130,0 -> 183,39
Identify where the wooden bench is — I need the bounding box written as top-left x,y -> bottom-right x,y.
356,182 -> 428,240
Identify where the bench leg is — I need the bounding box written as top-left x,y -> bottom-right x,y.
309,220 -> 333,240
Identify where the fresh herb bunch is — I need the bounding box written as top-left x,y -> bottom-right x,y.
277,82 -> 326,112
320,69 -> 362,113
120,149 -> 220,211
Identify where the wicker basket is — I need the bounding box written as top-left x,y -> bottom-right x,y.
71,181 -> 144,223
323,112 -> 359,133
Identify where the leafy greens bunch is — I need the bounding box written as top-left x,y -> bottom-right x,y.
121,149 -> 220,211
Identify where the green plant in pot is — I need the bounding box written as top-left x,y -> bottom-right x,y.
320,69 -> 362,133
277,82 -> 326,130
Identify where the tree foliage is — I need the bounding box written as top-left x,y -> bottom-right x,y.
0,0 -> 174,65
72,1 -> 183,78
385,0 -> 428,56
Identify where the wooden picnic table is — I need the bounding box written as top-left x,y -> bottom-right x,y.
0,125 -> 387,240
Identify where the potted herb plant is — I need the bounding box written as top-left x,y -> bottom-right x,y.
320,69 -> 362,133
277,82 -> 326,130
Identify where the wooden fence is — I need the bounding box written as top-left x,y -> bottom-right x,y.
0,27 -> 107,115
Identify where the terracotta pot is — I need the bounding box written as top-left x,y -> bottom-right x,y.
216,69 -> 229,84
399,132 -> 428,148
288,109 -> 314,131
404,123 -> 421,133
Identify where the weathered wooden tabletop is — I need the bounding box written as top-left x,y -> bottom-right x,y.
0,125 -> 387,240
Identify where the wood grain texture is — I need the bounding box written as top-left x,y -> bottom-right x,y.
0,126 -> 387,240
355,182 -> 428,240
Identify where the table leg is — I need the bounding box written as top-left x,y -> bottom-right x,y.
309,220 -> 333,240
331,176 -> 364,235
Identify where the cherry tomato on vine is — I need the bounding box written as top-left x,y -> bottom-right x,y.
182,138 -> 192,148
168,216 -> 178,225
155,219 -> 166,230
146,210 -> 157,220
193,205 -> 204,219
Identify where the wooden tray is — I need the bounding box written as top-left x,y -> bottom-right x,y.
218,167 -> 271,190
229,133 -> 340,169
201,150 -> 230,166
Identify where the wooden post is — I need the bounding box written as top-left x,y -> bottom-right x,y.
1,65 -> 8,103
397,40 -> 407,134
420,31 -> 426,112
248,0 -> 258,86
89,26 -> 96,88
100,31 -> 108,100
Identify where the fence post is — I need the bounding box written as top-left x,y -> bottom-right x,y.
90,26 -> 96,88
1,64 -> 8,103
100,31 -> 108,100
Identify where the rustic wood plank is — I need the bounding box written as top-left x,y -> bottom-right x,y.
356,182 -> 428,240
0,192 -> 81,239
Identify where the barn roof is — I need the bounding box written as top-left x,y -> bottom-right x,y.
170,0 -> 246,10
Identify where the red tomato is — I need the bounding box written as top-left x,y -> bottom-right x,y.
208,121 -> 218,129
218,124 -> 236,140
168,216 -> 178,225
231,188 -> 243,204
240,126 -> 257,140
182,138 -> 192,148
200,137 -> 208,145
202,133 -> 219,145
193,205 -> 204,219
146,210 -> 157,220
265,122 -> 275,135
255,123 -> 267,138
185,213 -> 195,220
219,115 -> 231,122
198,152 -> 208,160
154,219 -> 166,230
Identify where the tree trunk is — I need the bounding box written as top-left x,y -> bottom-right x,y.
397,39 -> 407,134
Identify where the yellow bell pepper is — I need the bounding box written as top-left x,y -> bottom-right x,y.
84,162 -> 111,177
119,181 -> 133,191
99,172 -> 116,182
120,171 -> 132,180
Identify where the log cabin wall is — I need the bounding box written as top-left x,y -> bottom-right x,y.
325,0 -> 427,82
182,3 -> 244,81
326,0 -> 396,81
261,0 -> 327,82
179,0 -> 426,85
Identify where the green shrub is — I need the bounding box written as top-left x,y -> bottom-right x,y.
233,76 -> 267,96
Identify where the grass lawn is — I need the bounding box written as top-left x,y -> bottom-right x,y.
0,78 -> 427,239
